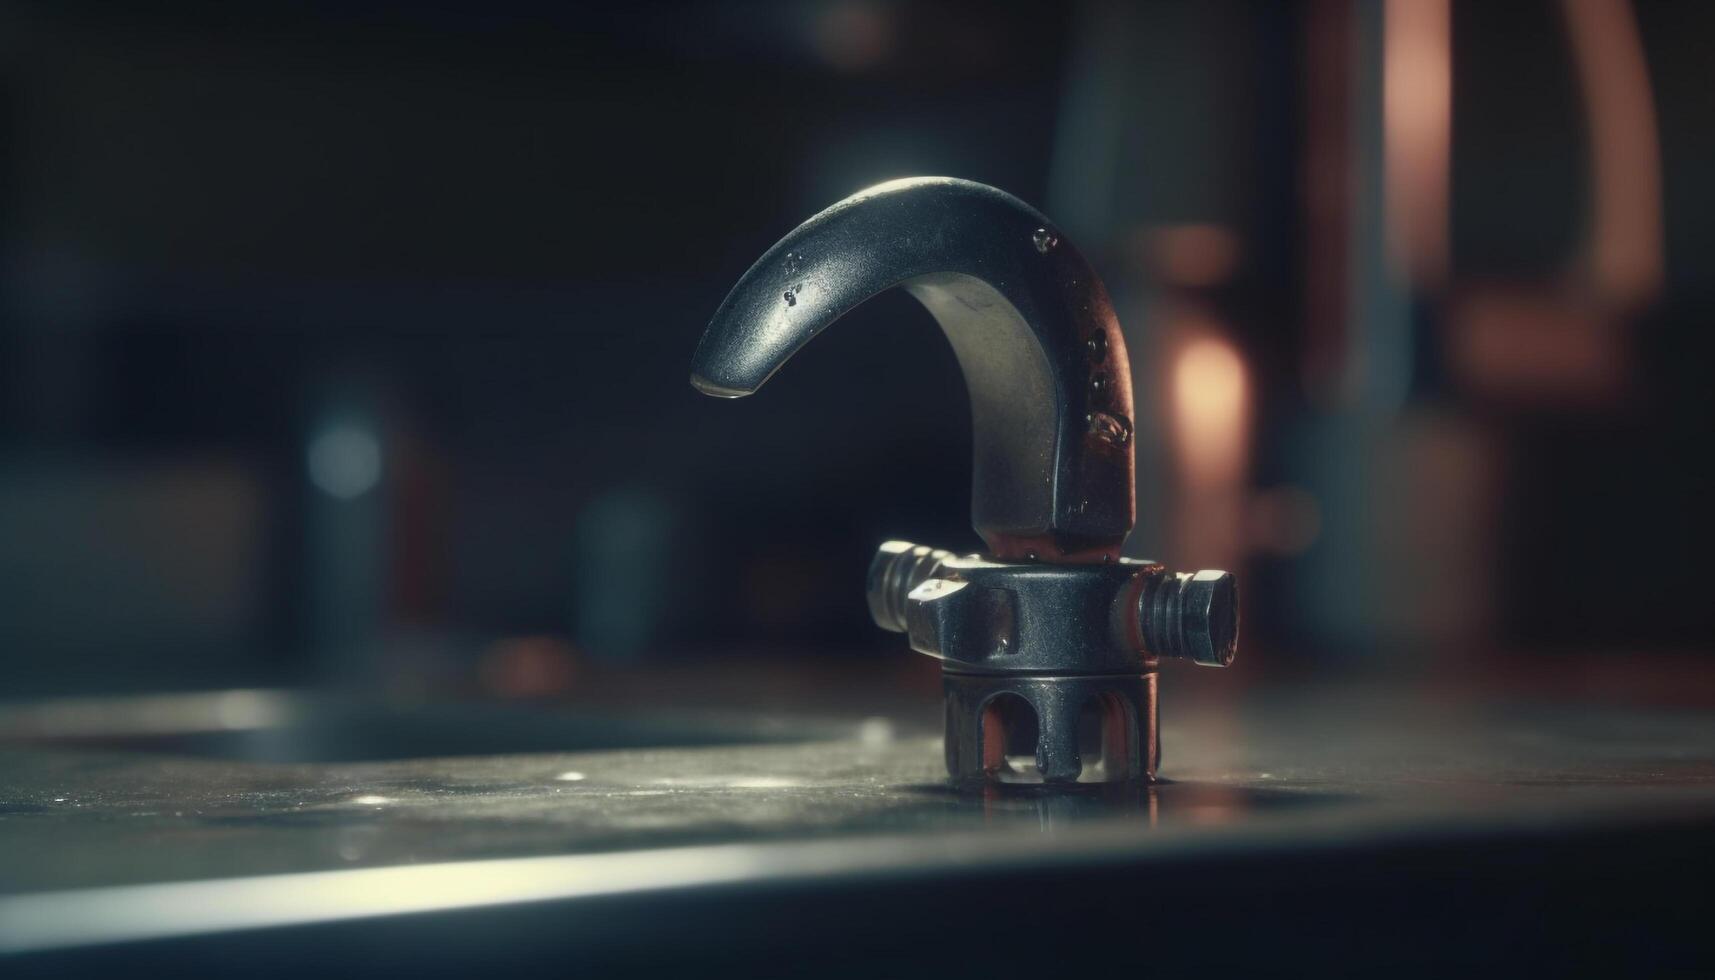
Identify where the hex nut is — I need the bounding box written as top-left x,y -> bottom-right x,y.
1182,570 -> 1238,667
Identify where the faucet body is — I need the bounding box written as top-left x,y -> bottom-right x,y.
692,178 -> 1236,785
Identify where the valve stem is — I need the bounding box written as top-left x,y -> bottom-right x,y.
1139,570 -> 1239,667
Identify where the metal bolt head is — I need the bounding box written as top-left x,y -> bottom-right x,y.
1182,570 -> 1238,667
866,540 -> 953,633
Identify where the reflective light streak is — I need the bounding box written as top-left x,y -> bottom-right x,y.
1383,0 -> 1451,287
1561,0 -> 1664,308
0,846 -> 783,953
0,689 -> 296,739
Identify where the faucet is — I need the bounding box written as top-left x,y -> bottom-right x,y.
692,177 -> 1236,785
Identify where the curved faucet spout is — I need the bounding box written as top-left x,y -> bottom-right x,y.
690,177 -> 1134,561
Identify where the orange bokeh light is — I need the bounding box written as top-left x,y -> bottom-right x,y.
1172,337 -> 1249,488
1384,0 -> 1451,288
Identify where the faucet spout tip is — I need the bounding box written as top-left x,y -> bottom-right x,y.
689,373 -> 754,399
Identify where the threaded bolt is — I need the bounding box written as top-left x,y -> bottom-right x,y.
866,540 -> 954,633
1139,570 -> 1238,667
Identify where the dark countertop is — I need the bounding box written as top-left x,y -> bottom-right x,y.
3,668 -> 1715,974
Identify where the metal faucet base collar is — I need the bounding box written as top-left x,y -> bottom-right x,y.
944,672 -> 1158,786
868,540 -> 1233,785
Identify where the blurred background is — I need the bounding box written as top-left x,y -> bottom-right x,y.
0,0 -> 1709,700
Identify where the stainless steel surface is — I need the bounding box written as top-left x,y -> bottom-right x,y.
4,679 -> 1714,961
690,178 -> 1237,785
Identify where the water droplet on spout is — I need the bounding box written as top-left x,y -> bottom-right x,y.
1032,227 -> 1059,253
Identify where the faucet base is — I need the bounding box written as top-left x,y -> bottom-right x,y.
943,672 -> 1158,785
